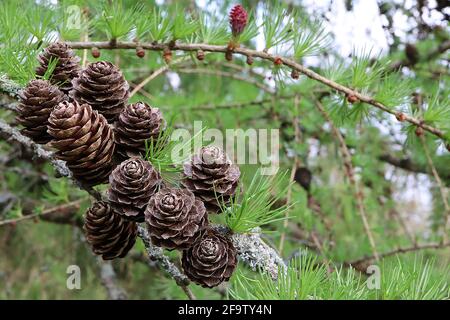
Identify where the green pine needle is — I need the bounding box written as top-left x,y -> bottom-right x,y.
230,251 -> 327,300
171,6 -> 198,41
96,1 -> 139,41
196,13 -> 228,45
224,169 -> 293,233
377,256 -> 450,300
231,253 -> 450,300
23,3 -> 54,43
144,120 -> 206,183
262,4 -> 295,51
0,42 -> 40,85
38,56 -> 59,82
350,48 -> 385,90
423,89 -> 450,127
147,7 -> 172,43
374,73 -> 413,107
238,12 -> 260,44
293,17 -> 331,59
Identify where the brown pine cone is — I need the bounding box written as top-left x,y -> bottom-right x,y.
16,79 -> 66,144
145,187 -> 208,250
70,61 -> 129,123
294,167 -> 312,192
115,102 -> 166,158
84,201 -> 137,260
182,146 -> 240,213
35,42 -> 81,94
107,157 -> 162,222
47,100 -> 115,186
182,228 -> 237,288
405,43 -> 419,65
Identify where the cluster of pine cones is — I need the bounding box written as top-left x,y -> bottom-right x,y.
15,42 -> 240,288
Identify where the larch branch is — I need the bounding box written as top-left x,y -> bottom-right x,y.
130,56 -> 191,97
65,41 -> 447,142
136,225 -> 196,300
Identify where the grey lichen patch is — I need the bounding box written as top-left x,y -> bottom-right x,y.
231,228 -> 287,280
0,74 -> 21,98
137,225 -> 190,286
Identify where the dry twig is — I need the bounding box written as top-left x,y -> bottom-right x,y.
315,100 -> 379,261
278,95 -> 300,255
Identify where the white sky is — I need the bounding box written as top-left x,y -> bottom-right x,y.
302,0 -> 390,56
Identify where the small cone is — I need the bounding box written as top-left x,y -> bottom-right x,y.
114,102 -> 165,158
84,201 -> 137,260
47,100 -> 115,186
16,79 -> 66,144
70,61 -> 129,123
145,187 -> 208,250
108,157 -> 162,222
182,228 -> 237,288
182,146 -> 240,213
35,42 -> 81,94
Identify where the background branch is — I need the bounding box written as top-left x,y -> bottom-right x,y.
278,95 -> 300,255
315,100 -> 379,261
0,200 -> 82,227
420,135 -> 450,242
178,95 -> 295,111
97,259 -> 128,300
390,39 -> 450,70
177,68 -> 274,94
130,56 -> 191,97
0,119 -> 102,201
346,242 -> 450,268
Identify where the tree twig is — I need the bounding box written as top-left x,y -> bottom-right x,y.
390,40 -> 450,70
0,200 -> 82,227
97,259 -> 128,300
0,101 -> 18,112
209,61 -> 267,80
64,41 -> 447,141
180,95 -> 295,111
223,226 -> 288,280
136,225 -> 196,300
378,153 -> 450,183
420,135 -> 450,243
130,56 -> 190,97
310,231 -> 333,274
177,68 -> 274,94
315,100 -> 379,261
346,242 -> 450,267
279,95 -> 300,255
0,74 -> 21,98
390,207 -> 417,246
